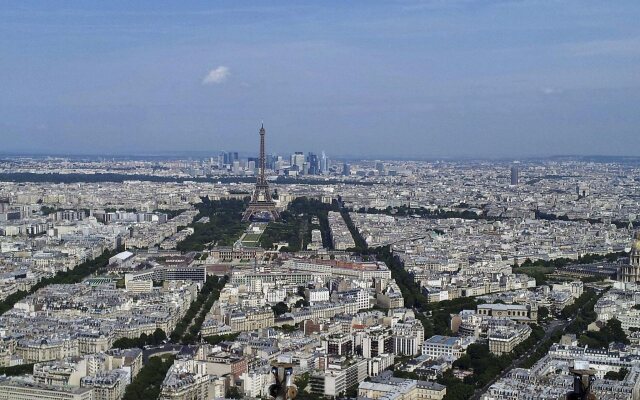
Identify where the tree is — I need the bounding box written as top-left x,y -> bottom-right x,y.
604,367 -> 628,381
176,198 -> 248,251
538,306 -> 550,321
438,370 -> 475,400
579,318 -> 629,348
123,355 -> 175,400
203,333 -> 240,346
112,329 -> 168,349
226,387 -> 242,399
0,363 -> 36,376
152,328 -> 167,345
295,372 -> 309,392
272,302 -> 289,316
276,324 -> 298,333
345,384 -> 359,398
606,319 -> 629,344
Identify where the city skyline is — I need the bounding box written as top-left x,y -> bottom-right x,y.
1,1 -> 640,157
2,3 -> 640,399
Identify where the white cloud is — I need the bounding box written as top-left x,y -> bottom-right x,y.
202,66 -> 230,85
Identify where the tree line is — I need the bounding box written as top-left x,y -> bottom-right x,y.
122,355 -> 175,400
535,209 -> 640,229
176,198 -> 248,251
260,197 -> 339,251
0,172 -> 375,186
393,326 -> 546,400
259,210 -> 307,252
203,332 -> 240,346
112,328 -> 167,349
351,205 -> 498,221
340,208 -> 368,253
170,275 -> 227,344
0,363 -> 35,376
513,251 -> 626,285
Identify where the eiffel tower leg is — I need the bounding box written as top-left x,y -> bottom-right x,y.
242,209 -> 253,222
242,204 -> 279,222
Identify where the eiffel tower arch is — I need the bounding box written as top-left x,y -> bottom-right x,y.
242,124 -> 280,222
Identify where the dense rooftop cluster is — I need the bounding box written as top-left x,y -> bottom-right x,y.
0,157 -> 639,399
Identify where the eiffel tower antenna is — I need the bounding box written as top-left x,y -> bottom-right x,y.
242,123 -> 280,222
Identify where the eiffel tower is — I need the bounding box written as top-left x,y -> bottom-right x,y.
242,123 -> 280,222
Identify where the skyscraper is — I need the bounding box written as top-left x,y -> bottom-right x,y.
266,154 -> 276,170
320,151 -> 328,174
291,152 -> 305,172
510,164 -> 519,185
307,152 -> 319,175
248,157 -> 259,172
342,162 -> 351,176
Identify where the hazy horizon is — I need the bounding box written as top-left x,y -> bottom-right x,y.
1,1 -> 639,157
3,150 -> 640,164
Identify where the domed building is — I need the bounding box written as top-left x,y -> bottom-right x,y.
618,233 -> 640,282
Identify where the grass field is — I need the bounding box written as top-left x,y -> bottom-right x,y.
243,233 -> 262,242
515,265 -> 554,275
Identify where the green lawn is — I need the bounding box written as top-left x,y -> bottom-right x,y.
242,233 -> 262,242
514,265 -> 554,275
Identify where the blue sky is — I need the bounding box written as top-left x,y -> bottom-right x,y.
1,1 -> 639,158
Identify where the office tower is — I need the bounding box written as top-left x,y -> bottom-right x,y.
242,124 -> 280,221
225,151 -> 239,165
291,152 -> 305,172
510,164 -> 519,185
266,154 -> 276,170
320,151 -> 327,174
308,152 -> 319,175
248,157 -> 259,168
375,161 -> 385,175
342,162 -> 351,176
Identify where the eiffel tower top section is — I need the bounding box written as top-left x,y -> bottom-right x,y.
258,123 -> 267,186
242,123 -> 280,222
